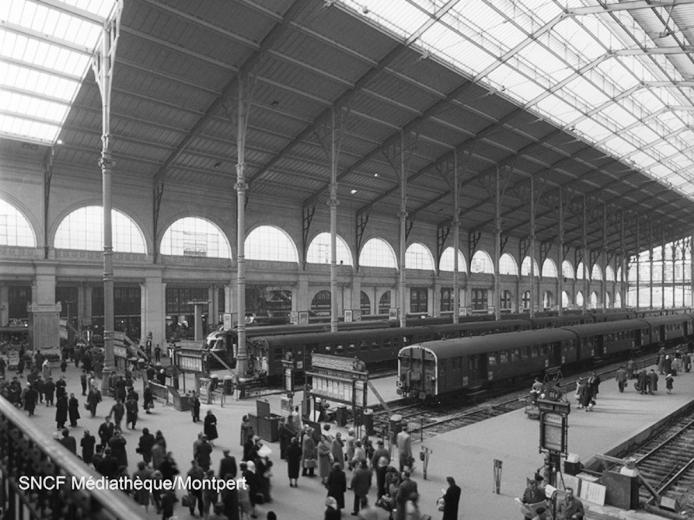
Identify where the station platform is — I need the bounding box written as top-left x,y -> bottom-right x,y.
20,363 -> 694,520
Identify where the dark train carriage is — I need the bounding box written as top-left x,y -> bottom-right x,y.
250,325 -> 435,380
642,313 -> 694,344
561,319 -> 649,362
429,318 -> 529,340
397,328 -> 577,399
529,314 -> 590,329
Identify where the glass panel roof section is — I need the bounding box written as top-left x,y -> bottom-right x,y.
0,0 -> 118,145
341,0 -> 694,199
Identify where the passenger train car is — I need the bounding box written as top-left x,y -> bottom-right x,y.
397,313 -> 694,400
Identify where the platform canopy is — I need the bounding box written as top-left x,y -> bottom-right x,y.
2,0 -> 694,256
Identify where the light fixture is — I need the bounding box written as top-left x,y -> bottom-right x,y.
374,173 -> 379,177
350,189 -> 358,194
57,139 -> 63,145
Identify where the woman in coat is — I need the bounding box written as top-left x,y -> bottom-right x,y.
55,393 -> 68,429
317,435 -> 332,484
326,463 -> 346,511
240,415 -> 254,446
203,410 -> 218,443
286,437 -> 301,487
68,393 -> 80,427
301,428 -> 316,477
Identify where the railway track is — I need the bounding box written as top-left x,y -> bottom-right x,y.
613,408 -> 694,518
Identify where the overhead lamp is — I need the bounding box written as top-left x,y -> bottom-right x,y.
350,189 -> 358,195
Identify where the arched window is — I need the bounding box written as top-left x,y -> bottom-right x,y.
160,217 -> 230,258
405,243 -> 435,271
562,260 -> 575,279
306,233 -> 353,266
359,238 -> 397,268
605,292 -> 611,308
590,291 -> 599,309
521,290 -> 531,310
470,250 -> 494,274
439,247 -> 467,272
562,291 -> 570,308
246,225 -> 298,262
591,265 -> 603,281
499,254 -> 518,275
543,291 -> 553,309
520,257 -> 539,276
605,266 -> 615,281
617,266 -> 623,281
500,290 -> 512,311
576,262 -> 587,280
614,292 -> 622,308
55,206 -> 146,253
576,291 -> 584,306
0,199 -> 36,247
378,291 -> 391,314
311,290 -> 331,316
360,291 -> 371,316
541,259 -> 558,278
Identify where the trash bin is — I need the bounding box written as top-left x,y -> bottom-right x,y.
362,408 -> 374,435
389,414 -> 403,443
336,405 -> 347,427
223,375 -> 234,395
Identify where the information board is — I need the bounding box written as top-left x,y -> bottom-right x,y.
540,412 -> 567,455
177,352 -> 203,372
312,353 -> 360,373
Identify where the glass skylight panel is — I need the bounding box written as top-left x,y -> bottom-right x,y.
534,94 -> 582,125
599,104 -> 638,127
603,135 -> 636,156
517,41 -> 572,83
0,0 -> 116,144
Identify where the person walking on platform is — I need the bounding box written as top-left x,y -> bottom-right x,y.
81,430 -> 96,464
87,386 -> 101,417
68,392 -> 80,427
648,369 -> 659,394
138,427 -> 155,465
441,476 -> 461,520
110,399 -> 125,431
204,409 -> 219,446
286,437 -> 301,487
301,428 -> 317,477
350,460 -> 372,516
637,369 -> 647,394
241,415 -> 254,446
55,393 -> 68,429
219,448 -> 238,480
396,426 -> 413,472
394,470 -> 417,520
98,416 -> 115,449
665,372 -> 674,394
191,391 -> 201,423
326,462 -> 347,512
371,438 -> 390,496
58,428 -> 77,454
615,366 -> 627,393
556,487 -> 584,520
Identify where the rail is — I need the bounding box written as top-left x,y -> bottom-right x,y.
0,395 -> 147,520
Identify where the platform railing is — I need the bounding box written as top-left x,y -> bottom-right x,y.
0,396 -> 147,520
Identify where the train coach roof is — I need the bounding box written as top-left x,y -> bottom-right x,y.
432,319 -> 528,332
641,313 -> 694,326
561,319 -> 648,337
251,325 -> 432,346
399,328 -> 576,360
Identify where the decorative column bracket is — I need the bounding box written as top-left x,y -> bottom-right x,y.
468,231 -> 481,263
540,240 -> 553,266
589,249 -> 601,272
355,211 -> 370,271
436,222 -> 451,267
500,233 -> 510,256
301,204 -> 316,270
562,244 -> 571,262
405,216 -> 414,241
519,237 -> 530,263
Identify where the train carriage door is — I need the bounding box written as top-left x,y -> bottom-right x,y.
549,341 -> 562,367
466,353 -> 487,386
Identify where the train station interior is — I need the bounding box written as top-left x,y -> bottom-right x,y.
1,1 -> 694,519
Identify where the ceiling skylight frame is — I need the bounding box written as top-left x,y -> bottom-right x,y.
0,0 -> 118,145
339,0 -> 694,200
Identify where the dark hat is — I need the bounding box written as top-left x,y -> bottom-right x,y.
535,474 -> 544,482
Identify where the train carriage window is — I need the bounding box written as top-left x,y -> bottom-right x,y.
521,347 -> 530,359
488,354 -> 497,366
531,345 -> 539,358
512,348 -> 521,362
499,351 -> 509,364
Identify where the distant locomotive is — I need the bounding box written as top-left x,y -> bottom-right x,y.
397,313 -> 694,400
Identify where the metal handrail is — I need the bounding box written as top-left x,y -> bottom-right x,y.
0,394 -> 148,520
